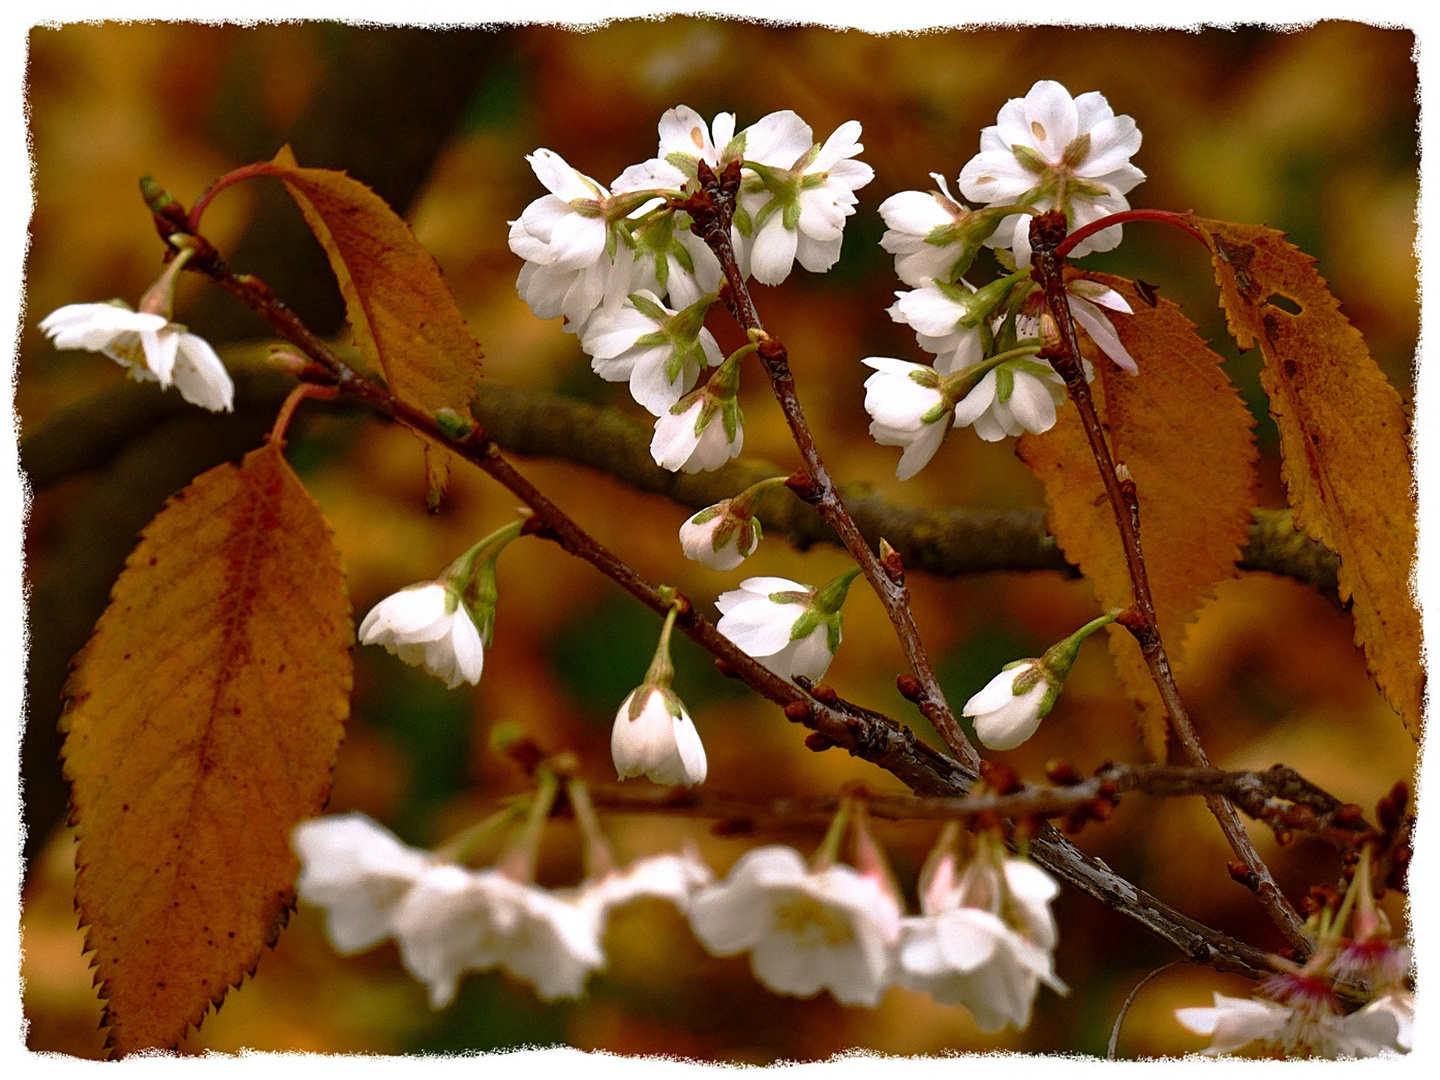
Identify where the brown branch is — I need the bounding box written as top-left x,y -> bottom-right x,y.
1030,211 -> 1311,955
681,161 -> 979,771
19,375 -> 1338,595
163,218 -> 1287,986
585,763 -> 1381,851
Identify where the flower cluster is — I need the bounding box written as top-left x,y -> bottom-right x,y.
689,811 -> 1065,1026
509,105 -> 872,477
294,801 -> 714,1008
863,81 -> 1142,480
1176,853 -> 1413,1058
296,803 -> 1065,1033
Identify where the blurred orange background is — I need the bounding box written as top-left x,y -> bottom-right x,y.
18,20 -> 1419,1061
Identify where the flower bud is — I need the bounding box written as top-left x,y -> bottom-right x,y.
611,685 -> 707,787
679,499 -> 761,571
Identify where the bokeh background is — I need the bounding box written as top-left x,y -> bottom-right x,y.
17,20 -> 1420,1061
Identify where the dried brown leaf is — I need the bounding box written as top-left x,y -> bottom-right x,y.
1192,216 -> 1422,739
258,145 -> 480,500
60,442 -> 353,1055
1019,275 -> 1257,760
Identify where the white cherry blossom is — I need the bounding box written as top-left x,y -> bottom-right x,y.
878,174 -> 978,287
959,80 -> 1145,267
896,831 -> 1065,1030
578,848 -> 716,917
292,813 -> 435,954
715,575 -> 851,684
738,113 -> 874,285
1176,989 -> 1402,1058
861,357 -> 950,480
513,238 -> 655,337
611,106 -> 748,302
897,906 -> 1064,1031
358,581 -> 485,689
581,291 -> 722,416
688,845 -> 901,1007
39,302 -> 234,412
1357,992 -> 1414,1053
611,685 -> 708,787
886,280 -> 991,375
679,499 -> 761,571
391,865 -> 606,1008
951,360 -> 1068,443
962,660 -> 1057,750
509,149 -> 611,271
651,392 -> 743,473
1063,279 -> 1138,375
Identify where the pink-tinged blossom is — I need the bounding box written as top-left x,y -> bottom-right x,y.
896,831 -> 1065,1031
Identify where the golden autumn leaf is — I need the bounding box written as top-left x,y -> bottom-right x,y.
1190,216 -> 1422,740
60,442 -> 353,1056
256,144 -> 480,500
1018,274 -> 1257,760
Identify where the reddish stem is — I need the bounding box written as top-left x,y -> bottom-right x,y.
269,382 -> 338,445
1053,208 -> 1210,261
187,162 -> 275,233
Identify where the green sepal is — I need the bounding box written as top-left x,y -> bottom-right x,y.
732,201 -> 754,237
670,235 -> 697,275
920,399 -> 953,426
1061,133 -> 1092,169
781,198 -> 801,231
995,364 -> 1015,405
664,151 -> 701,182
689,504 -> 724,527
1011,358 -> 1060,381
1011,144 -> 1049,175
719,395 -> 743,443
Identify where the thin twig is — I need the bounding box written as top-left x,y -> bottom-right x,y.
681,161 -> 980,771
1108,961 -> 1182,1060
1029,210 -> 1311,956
